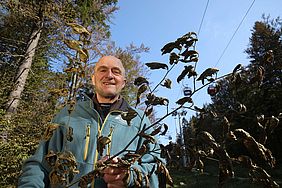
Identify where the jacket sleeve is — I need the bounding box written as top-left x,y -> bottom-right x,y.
17,140 -> 51,188
18,119 -> 65,188
127,116 -> 166,188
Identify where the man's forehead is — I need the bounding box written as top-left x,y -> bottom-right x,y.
95,61 -> 123,69
96,64 -> 122,70
94,56 -> 125,74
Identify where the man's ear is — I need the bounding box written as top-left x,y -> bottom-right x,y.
91,74 -> 96,86
122,79 -> 127,88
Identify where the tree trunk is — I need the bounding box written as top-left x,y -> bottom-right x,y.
5,23 -> 43,119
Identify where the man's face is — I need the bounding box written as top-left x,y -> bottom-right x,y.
92,56 -> 126,102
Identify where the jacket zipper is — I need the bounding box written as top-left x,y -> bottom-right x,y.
107,127 -> 114,156
83,125 -> 91,161
91,110 -> 121,188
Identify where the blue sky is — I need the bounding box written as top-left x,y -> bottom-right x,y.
109,0 -> 282,144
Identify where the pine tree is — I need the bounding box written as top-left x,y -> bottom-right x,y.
1,0 -> 118,119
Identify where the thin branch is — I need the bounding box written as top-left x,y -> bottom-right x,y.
0,51 -> 25,57
0,36 -> 27,45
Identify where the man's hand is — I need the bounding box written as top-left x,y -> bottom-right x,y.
101,157 -> 129,188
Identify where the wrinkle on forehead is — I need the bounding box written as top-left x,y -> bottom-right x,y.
94,56 -> 125,76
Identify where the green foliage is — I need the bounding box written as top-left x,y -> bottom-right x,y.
0,53 -> 66,186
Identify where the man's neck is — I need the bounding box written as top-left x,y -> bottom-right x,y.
96,94 -> 119,103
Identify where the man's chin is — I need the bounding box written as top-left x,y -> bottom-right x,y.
104,94 -> 118,100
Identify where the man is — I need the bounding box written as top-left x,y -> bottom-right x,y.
18,56 -> 163,187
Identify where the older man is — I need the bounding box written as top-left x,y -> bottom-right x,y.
18,56 -> 163,187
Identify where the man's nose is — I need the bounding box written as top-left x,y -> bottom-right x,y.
105,70 -> 114,78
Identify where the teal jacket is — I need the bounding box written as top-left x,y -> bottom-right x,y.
18,96 -> 163,187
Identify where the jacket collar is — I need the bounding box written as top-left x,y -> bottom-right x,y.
91,94 -> 130,113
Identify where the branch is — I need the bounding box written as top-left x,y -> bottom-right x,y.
0,51 -> 25,57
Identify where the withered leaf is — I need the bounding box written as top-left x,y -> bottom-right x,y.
66,127 -> 73,142
232,64 -> 242,75
66,22 -> 91,36
161,79 -> 172,89
156,162 -> 173,186
176,97 -> 193,105
64,67 -> 79,73
133,167 -> 143,188
138,132 -> 156,143
226,131 -> 237,141
145,93 -> 155,105
265,116 -> 279,134
160,123 -> 168,136
48,151 -> 79,187
145,106 -> 153,117
197,131 -> 217,147
134,77 -> 149,86
249,66 -> 265,87
211,110 -> 218,118
184,38 -> 198,48
136,144 -> 148,155
177,65 -> 194,83
45,150 -> 57,167
116,158 -> 131,168
145,95 -> 169,106
161,42 -> 181,55
136,84 -> 148,106
249,164 -> 279,187
97,136 -> 111,156
145,62 -> 168,70
64,39 -> 82,51
196,158 -> 204,173
150,126 -> 162,136
49,170 -> 62,186
123,153 -> 142,161
122,170 -> 130,186
221,116 -> 230,135
237,155 -> 253,167
121,108 -> 138,126
197,68 -> 219,85
206,78 -> 215,82
176,32 -> 197,47
218,159 -> 234,186
194,106 -> 206,113
180,57 -> 199,63
137,84 -> 147,96
43,123 -> 59,141
233,129 -> 276,168
169,52 -> 179,65
181,49 -> 198,60
235,102 -> 247,113
78,169 -> 100,188
232,73 -> 242,89
144,175 -> 150,188
78,48 -> 89,63
159,97 -> 169,106
257,114 -> 265,123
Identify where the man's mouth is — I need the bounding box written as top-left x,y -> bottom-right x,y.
103,82 -> 115,85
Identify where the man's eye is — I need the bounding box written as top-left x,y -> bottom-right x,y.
113,69 -> 121,75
